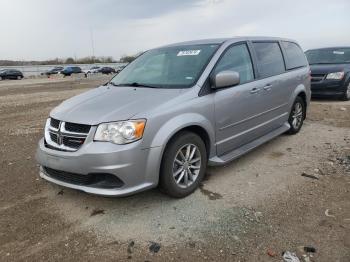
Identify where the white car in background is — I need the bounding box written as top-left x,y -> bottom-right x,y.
84,66 -> 101,75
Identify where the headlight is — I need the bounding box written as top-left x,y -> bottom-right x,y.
326,72 -> 345,80
94,120 -> 146,144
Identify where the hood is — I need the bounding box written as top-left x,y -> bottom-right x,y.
50,85 -> 184,125
310,63 -> 350,74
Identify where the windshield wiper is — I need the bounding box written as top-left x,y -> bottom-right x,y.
118,82 -> 159,88
108,82 -> 120,87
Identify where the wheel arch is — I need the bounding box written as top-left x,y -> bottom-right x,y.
164,125 -> 211,159
291,82 -> 310,119
148,113 -> 216,160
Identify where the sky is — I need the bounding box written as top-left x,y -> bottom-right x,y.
0,0 -> 349,61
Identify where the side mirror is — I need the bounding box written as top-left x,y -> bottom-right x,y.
212,70 -> 240,89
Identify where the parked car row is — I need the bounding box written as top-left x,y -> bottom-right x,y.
39,65 -> 123,77
0,65 -> 123,80
84,66 -> 118,75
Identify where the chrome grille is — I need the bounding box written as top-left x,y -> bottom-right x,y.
311,74 -> 326,82
65,122 -> 90,133
50,118 -> 60,129
44,118 -> 90,152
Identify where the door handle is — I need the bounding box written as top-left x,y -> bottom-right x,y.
263,84 -> 272,91
250,87 -> 261,94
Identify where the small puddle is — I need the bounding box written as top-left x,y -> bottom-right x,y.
269,151 -> 284,159
199,183 -> 223,200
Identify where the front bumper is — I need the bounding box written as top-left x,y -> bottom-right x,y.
36,138 -> 163,196
311,79 -> 347,97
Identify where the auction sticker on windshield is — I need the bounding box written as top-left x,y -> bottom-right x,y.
177,50 -> 201,56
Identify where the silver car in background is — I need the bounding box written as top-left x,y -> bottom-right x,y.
36,37 -> 311,198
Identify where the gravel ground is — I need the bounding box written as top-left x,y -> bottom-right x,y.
0,77 -> 349,262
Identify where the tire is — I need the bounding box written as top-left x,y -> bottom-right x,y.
287,96 -> 306,135
17,75 -> 22,80
159,131 -> 207,198
341,82 -> 350,101
0,76 -> 2,81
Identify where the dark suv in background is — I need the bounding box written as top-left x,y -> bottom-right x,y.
61,66 -> 82,76
305,47 -> 350,100
42,66 -> 64,76
99,67 -> 116,75
0,69 -> 23,80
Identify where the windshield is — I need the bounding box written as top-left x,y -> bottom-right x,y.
305,48 -> 350,64
110,44 -> 219,88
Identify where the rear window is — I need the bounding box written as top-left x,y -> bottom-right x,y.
281,41 -> 308,69
253,42 -> 285,78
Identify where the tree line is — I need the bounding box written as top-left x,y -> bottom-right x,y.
0,53 -> 142,66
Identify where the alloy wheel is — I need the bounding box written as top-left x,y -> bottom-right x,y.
172,144 -> 201,188
291,102 -> 303,130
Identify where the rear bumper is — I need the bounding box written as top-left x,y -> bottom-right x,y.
36,138 -> 163,196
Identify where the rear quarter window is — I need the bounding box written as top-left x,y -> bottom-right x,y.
281,41 -> 308,70
253,42 -> 285,78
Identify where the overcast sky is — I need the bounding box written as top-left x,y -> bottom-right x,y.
0,0 -> 349,61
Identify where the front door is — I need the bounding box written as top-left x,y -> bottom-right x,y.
213,43 -> 266,156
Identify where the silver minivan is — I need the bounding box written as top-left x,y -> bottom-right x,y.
36,37 -> 311,198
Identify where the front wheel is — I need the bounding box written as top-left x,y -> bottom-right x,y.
159,131 -> 207,198
17,75 -> 22,80
287,96 -> 306,135
341,82 -> 350,101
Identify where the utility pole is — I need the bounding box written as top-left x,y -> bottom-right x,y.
90,27 -> 95,64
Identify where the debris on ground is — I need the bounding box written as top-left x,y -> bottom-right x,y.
325,209 -> 335,218
188,241 -> 196,248
267,249 -> 277,257
336,155 -> 350,172
303,246 -> 316,253
127,241 -> 135,254
90,208 -> 105,217
254,211 -> 263,222
301,172 -> 319,180
149,242 -> 161,253
282,251 -> 300,262
57,189 -> 64,195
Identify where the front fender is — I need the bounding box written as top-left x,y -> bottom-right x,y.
149,113 -> 216,157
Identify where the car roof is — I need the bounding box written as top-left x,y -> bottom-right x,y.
159,36 -> 297,48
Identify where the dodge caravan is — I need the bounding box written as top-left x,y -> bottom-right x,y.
36,37 -> 311,198
305,46 -> 350,100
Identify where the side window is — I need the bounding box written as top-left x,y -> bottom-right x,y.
253,42 -> 285,78
214,44 -> 254,84
281,41 -> 308,70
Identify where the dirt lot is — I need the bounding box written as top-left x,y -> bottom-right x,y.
0,76 -> 349,262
